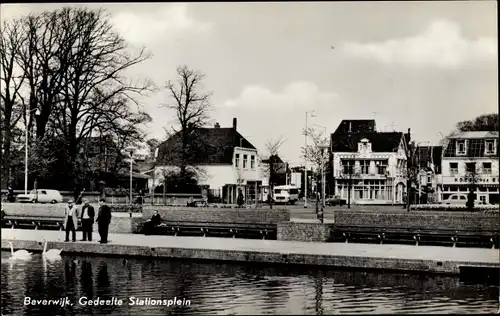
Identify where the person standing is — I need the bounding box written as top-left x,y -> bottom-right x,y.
64,199 -> 79,242
80,199 -> 95,241
96,198 -> 112,244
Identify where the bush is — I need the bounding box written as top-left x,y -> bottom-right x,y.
410,204 -> 499,212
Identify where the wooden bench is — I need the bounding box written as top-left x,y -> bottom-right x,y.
2,215 -> 82,231
140,220 -> 277,240
331,226 -> 499,249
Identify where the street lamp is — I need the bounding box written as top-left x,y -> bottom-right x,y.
124,146 -> 136,204
304,110 -> 316,208
25,108 -> 41,194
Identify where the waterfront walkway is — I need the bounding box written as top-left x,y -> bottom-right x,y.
2,229 -> 498,274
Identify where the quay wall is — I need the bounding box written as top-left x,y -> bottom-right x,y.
2,238 -> 498,275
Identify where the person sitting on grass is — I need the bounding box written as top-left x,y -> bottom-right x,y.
144,210 -> 162,235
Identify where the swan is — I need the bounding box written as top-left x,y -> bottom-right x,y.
8,242 -> 32,260
42,239 -> 62,258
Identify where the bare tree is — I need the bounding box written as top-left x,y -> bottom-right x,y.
0,18 -> 26,187
301,127 -> 329,199
403,140 -> 419,212
163,65 -> 212,181
260,137 -> 285,209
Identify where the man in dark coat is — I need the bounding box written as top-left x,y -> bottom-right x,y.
144,210 -> 162,235
7,186 -> 14,202
96,198 -> 112,244
80,199 -> 95,241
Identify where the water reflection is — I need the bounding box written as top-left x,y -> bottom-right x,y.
1,251 -> 498,315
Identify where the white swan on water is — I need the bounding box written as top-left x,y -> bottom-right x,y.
42,239 -> 62,259
8,242 -> 32,260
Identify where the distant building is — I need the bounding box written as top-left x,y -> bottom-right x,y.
154,118 -> 262,204
440,131 -> 499,204
330,120 -> 410,205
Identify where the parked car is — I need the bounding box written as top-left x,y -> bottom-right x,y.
441,193 -> 485,206
17,189 -> 63,204
325,195 -> 346,206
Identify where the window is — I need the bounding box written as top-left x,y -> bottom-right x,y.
250,155 -> 255,169
449,162 -> 458,175
243,155 -> 248,168
451,195 -> 457,200
456,140 -> 466,155
427,176 -> 431,183
375,160 -> 388,175
360,160 -> 370,174
289,189 -> 299,194
483,162 -> 492,174
235,154 -> 240,167
465,162 -> 475,173
485,140 -> 495,154
342,160 -> 354,174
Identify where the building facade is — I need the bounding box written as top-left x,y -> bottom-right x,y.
416,145 -> 442,204
439,131 -> 499,204
152,118 -> 262,204
331,120 -> 410,205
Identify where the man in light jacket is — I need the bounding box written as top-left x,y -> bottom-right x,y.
64,199 -> 79,242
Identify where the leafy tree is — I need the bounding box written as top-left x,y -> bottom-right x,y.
456,113 -> 499,132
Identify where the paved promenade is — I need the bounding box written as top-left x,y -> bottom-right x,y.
2,229 -> 498,275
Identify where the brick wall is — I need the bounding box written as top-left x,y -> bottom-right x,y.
1,203 -> 140,218
277,222 -> 333,242
142,206 -> 291,224
334,211 -> 499,232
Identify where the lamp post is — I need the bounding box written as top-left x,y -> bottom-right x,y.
304,111 -> 316,208
125,146 -> 136,204
25,108 -> 41,194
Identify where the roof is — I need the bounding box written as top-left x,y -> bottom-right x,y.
443,137 -> 498,158
331,132 -> 405,153
157,127 -> 256,165
448,131 -> 499,139
333,120 -> 376,135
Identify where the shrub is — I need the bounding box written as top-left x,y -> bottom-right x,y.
410,204 -> 498,212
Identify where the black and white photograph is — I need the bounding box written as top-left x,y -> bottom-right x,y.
0,1 -> 498,315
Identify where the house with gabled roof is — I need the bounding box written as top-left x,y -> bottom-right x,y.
330,120 -> 410,205
153,118 -> 262,204
440,131 -> 499,204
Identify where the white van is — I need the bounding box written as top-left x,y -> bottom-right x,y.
17,189 -> 64,204
273,185 -> 299,205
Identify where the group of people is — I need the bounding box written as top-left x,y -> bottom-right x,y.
63,198 -> 112,243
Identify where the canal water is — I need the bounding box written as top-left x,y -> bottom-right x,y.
1,251 -> 498,315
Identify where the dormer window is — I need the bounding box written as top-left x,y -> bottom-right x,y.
485,140 -> 496,155
456,140 -> 466,155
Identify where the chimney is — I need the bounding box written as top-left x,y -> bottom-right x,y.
407,128 -> 411,141
214,122 -> 220,128
233,118 -> 237,130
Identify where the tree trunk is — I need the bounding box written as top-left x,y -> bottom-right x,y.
406,179 -> 411,212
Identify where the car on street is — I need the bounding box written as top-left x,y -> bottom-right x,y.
441,193 -> 485,206
16,189 -> 63,204
325,195 -> 347,206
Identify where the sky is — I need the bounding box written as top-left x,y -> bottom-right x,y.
2,2 -> 498,165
